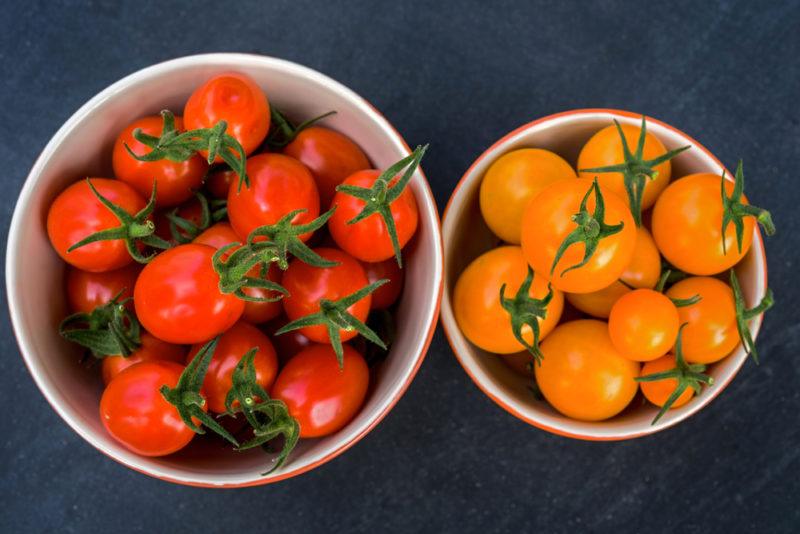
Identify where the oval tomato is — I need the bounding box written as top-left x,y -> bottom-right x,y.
454,246 -> 563,354
112,115 -> 207,207
282,126 -> 370,209
480,148 -> 576,244
47,178 -> 146,272
535,319 -> 640,421
134,244 -> 244,344
101,332 -> 187,385
362,258 -> 404,310
100,361 -> 199,456
270,343 -> 369,438
66,263 -> 141,313
608,289 -> 679,362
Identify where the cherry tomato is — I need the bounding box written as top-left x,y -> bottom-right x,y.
535,320 -> 640,421
65,263 -> 141,313
270,343 -> 369,438
566,226 -> 661,318
328,170 -> 418,263
186,321 -> 278,414
608,289 -> 679,362
205,169 -> 235,199
639,354 -> 694,410
183,73 -> 270,158
520,179 -> 636,293
227,153 -> 320,241
577,122 -> 673,211
480,148 -> 576,244
652,173 -> 754,275
665,277 -> 738,364
134,244 -> 244,344
454,246 -> 564,354
101,332 -> 187,385
283,126 -> 370,209
100,361 -> 200,456
153,194 -> 206,242
265,318 -> 314,365
112,115 -> 207,207
281,248 -> 371,344
361,258 -> 404,310
193,222 -> 241,249
501,352 -> 535,377
47,178 -> 146,272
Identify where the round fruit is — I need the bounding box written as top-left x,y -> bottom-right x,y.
639,354 -> 694,410
65,263 -> 141,313
362,258 -> 404,310
101,332 -> 187,385
608,289 -> 679,362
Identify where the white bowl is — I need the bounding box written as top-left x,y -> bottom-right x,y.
7,53 -> 443,486
440,109 -> 768,440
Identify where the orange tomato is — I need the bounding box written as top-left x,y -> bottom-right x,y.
639,354 -> 695,410
608,289 -> 679,362
479,149 -> 576,244
535,319 -> 640,421
453,246 -> 563,354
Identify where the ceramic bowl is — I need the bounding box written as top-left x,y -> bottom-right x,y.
440,109 -> 767,440
7,53 -> 443,486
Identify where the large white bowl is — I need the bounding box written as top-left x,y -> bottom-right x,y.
440,109 -> 768,440
7,53 -> 443,486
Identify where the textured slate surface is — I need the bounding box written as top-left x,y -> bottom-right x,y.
1,1 -> 798,532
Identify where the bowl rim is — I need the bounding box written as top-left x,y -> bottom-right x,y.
440,107 -> 767,441
6,52 -> 444,486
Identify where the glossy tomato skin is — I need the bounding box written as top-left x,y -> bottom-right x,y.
665,277 -> 738,364
521,179 -> 636,293
193,222 -> 241,249
186,321 -> 278,414
100,361 -> 200,456
639,355 -> 694,410
328,170 -> 419,263
480,148 -> 576,244
183,72 -> 270,158
227,153 -> 320,241
652,173 -> 754,275
577,122 -> 672,211
535,320 -> 640,421
566,226 -> 661,318
66,263 -> 141,313
608,289 -> 679,362
205,169 -> 235,199
361,258 -> 404,310
265,318 -> 314,365
281,248 -> 371,344
101,332 -> 187,385
134,244 -> 244,344
454,246 -> 564,354
282,127 -> 370,209
270,344 -> 369,438
112,115 -> 207,207
47,178 -> 146,272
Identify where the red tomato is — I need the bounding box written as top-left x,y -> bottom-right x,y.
328,170 -> 419,263
227,154 -> 320,241
361,258 -> 404,309
264,318 -> 314,365
270,344 -> 369,438
193,222 -> 241,249
183,72 -> 270,158
282,127 -> 370,208
47,178 -> 146,272
205,169 -> 235,199
281,248 -> 371,344
134,244 -> 244,344
101,332 -> 187,385
100,361 -> 200,456
186,322 -> 278,414
65,263 -> 141,313
112,115 -> 207,207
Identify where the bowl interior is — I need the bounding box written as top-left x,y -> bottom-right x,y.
441,110 -> 766,439
8,54 -> 442,485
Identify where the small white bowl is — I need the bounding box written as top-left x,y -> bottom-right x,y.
440,109 -> 768,440
7,53 -> 443,486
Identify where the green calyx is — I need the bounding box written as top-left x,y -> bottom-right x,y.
579,116 -> 690,226
124,110 -> 249,191
165,191 -> 227,244
68,179 -> 170,263
336,144 -> 428,268
59,292 -> 141,358
159,338 -> 239,446
550,177 -> 624,277
212,242 -> 289,303
225,349 -> 299,475
276,279 -> 389,367
499,266 -> 553,365
730,269 -> 774,364
266,106 -> 337,148
635,324 -> 714,425
721,160 -> 776,255
655,269 -> 701,308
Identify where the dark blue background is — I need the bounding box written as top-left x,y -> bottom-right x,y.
2,1 -> 798,532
